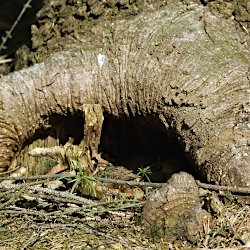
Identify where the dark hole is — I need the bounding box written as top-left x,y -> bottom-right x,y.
24,113 -> 85,147
48,114 -> 85,145
115,2 -> 129,10
25,113 -> 198,182
100,115 -> 196,182
199,0 -> 208,6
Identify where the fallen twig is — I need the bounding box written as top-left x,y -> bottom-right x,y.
0,173 -> 162,188
28,146 -> 64,157
196,180 -> 250,194
1,174 -> 250,194
0,165 -> 23,176
20,230 -> 49,250
0,57 -> 12,64
0,186 -> 27,209
95,176 -> 162,188
0,173 -> 62,181
0,183 -> 95,205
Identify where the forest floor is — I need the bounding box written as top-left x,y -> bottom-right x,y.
0,167 -> 249,250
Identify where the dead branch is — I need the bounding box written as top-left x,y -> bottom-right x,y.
1,174 -> 250,194
196,180 -> 250,194
20,230 -> 49,250
0,173 -> 60,181
0,183 -> 95,205
0,0 -> 33,52
28,146 -> 64,157
0,173 -> 163,187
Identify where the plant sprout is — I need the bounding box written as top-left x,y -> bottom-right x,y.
137,166 -> 152,182
57,162 -> 98,197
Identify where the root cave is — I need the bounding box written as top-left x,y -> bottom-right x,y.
14,112 -> 198,182
100,116 -> 196,182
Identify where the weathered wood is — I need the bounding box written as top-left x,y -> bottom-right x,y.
0,2 -> 249,187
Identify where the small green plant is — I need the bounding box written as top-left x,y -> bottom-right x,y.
137,166 -> 152,182
71,175 -> 97,196
58,163 -> 98,197
41,156 -> 57,169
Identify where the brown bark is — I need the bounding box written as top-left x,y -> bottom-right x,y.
0,1 -> 249,186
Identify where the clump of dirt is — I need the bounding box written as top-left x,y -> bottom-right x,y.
233,0 -> 250,22
200,0 -> 249,45
202,0 -> 237,18
15,0 -> 170,68
14,0 -> 249,70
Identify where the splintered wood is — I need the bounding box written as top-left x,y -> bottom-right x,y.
28,104 -> 107,174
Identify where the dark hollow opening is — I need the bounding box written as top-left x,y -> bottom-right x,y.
48,114 -> 85,145
25,113 -> 198,182
24,113 -> 85,147
100,115 -> 196,182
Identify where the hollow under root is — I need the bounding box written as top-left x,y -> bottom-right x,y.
22,104 -> 108,176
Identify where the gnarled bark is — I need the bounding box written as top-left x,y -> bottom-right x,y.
0,2 -> 249,186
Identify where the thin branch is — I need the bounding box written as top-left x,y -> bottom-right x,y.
0,57 -> 12,64
196,180 -> 250,194
28,146 -> 63,157
0,183 -> 95,205
0,173 -> 163,188
0,209 -> 49,217
1,174 -> 250,193
0,173 -> 59,180
184,247 -> 250,250
0,186 -> 27,209
29,193 -> 89,205
0,165 -> 22,176
20,230 -> 49,250
0,0 -> 33,52
95,176 -> 162,188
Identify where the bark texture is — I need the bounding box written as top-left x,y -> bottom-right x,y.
142,172 -> 209,242
0,2 -> 249,186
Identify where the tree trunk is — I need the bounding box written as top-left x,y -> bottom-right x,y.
0,0 -> 249,186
